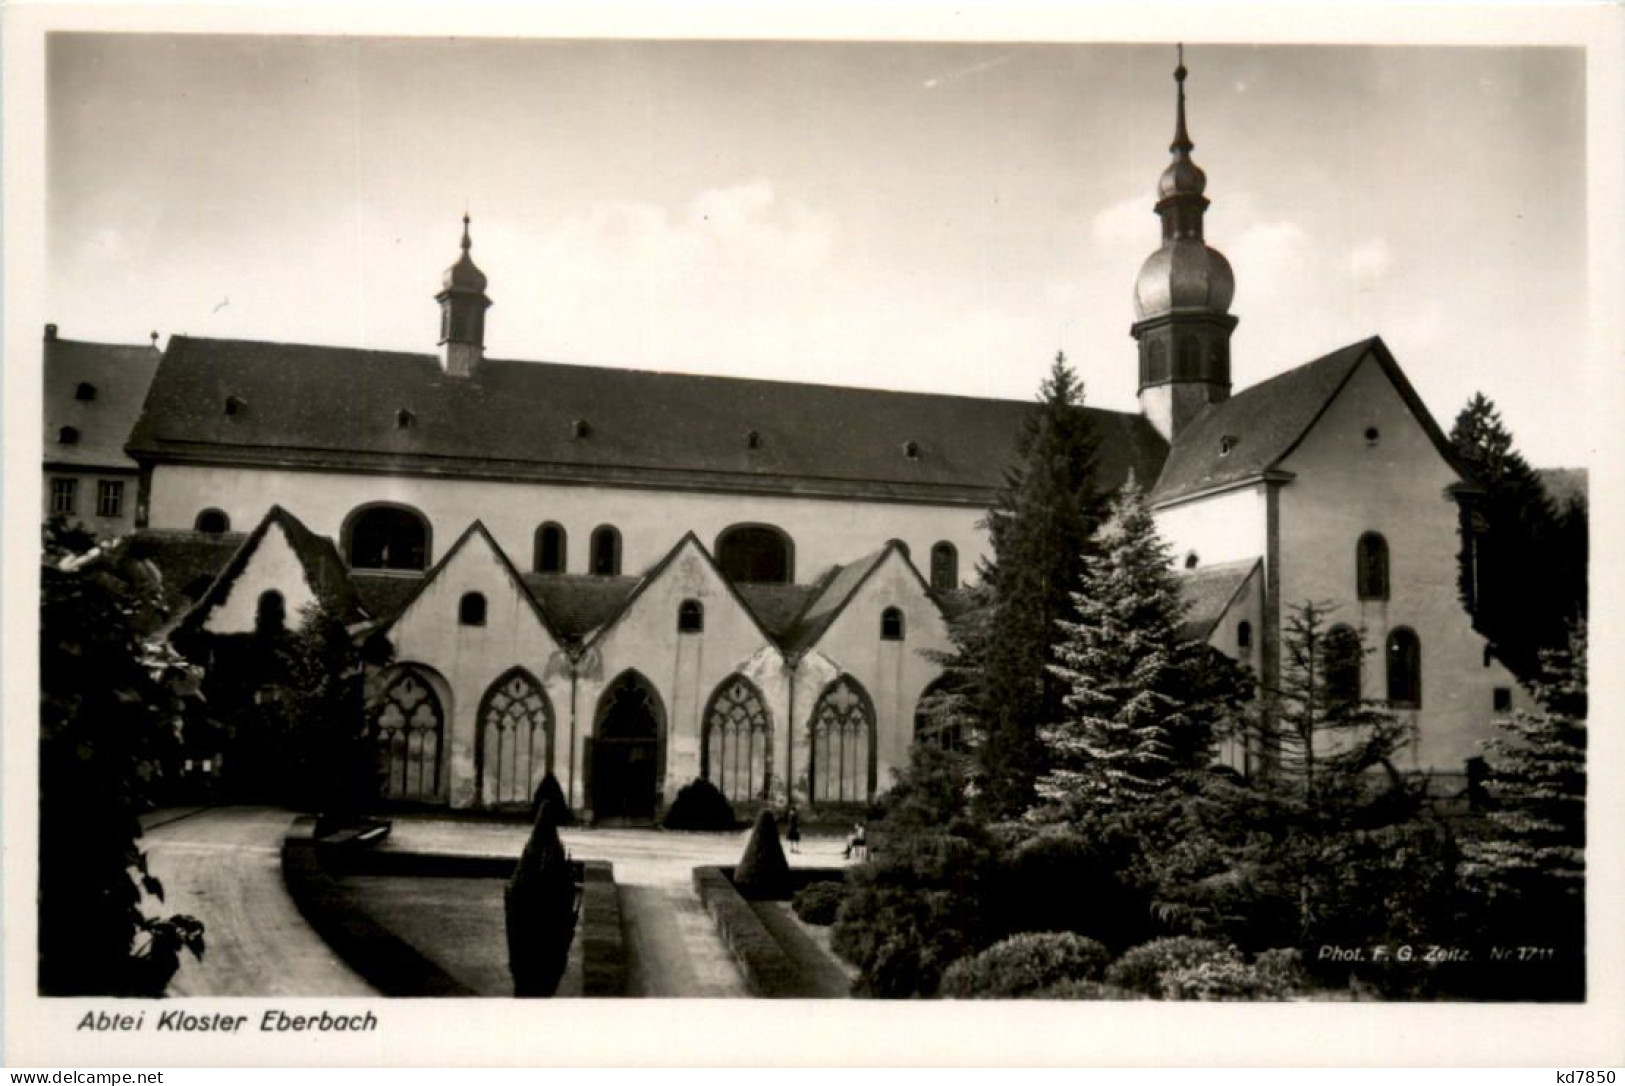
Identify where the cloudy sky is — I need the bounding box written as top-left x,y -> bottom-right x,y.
47,35 -> 1588,465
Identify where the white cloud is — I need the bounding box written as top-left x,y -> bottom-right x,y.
1346,237 -> 1394,281
1090,192 -> 1153,246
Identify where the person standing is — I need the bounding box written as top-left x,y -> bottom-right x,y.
785,807 -> 801,854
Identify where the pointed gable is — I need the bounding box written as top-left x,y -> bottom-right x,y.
580,532 -> 778,653
1175,558 -> 1260,641
780,541 -> 941,657
174,505 -> 360,635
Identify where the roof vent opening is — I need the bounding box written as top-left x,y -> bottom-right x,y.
396,408 -> 416,429
75,382 -> 97,402
1218,434 -> 1237,456
572,419 -> 591,439
902,440 -> 920,460
224,396 -> 247,417
58,425 -> 80,445
745,429 -> 762,450
1184,551 -> 1199,569
1364,426 -> 1380,446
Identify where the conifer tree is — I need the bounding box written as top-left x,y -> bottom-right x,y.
932,352 -> 1105,819
1038,483 -> 1236,813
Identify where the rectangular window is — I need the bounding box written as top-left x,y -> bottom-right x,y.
1492,686 -> 1513,714
50,477 -> 78,515
96,479 -> 124,518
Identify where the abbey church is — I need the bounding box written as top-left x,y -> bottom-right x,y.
45,56 -> 1522,820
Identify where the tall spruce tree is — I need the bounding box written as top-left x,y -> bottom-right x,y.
1450,393 -> 1579,681
1038,483 -> 1237,813
934,352 -> 1104,819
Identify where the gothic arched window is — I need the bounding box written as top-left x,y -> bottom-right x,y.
808,676 -> 876,805
702,675 -> 772,803
1386,627 -> 1422,708
374,667 -> 446,802
716,524 -> 793,584
929,542 -> 959,590
477,668 -> 553,808
534,522 -> 567,574
1357,532 -> 1390,601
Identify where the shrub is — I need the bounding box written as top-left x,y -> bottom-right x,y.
1030,978 -> 1148,1000
992,826 -> 1151,949
1251,947 -> 1308,996
792,881 -> 845,926
662,778 -> 738,832
733,810 -> 791,899
505,799 -> 577,997
1161,959 -> 1272,1001
1104,936 -> 1241,997
939,932 -> 1112,999
531,773 -> 574,827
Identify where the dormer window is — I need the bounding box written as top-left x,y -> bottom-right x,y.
58,426 -> 80,445
902,440 -> 920,460
572,419 -> 591,439
75,382 -> 96,402
396,408 -> 416,429
745,429 -> 762,450
225,396 -> 247,417
1219,435 -> 1237,456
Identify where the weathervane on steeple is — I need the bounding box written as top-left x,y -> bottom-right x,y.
1172,43 -> 1193,154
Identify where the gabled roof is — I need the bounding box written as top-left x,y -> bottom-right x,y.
1151,337 -> 1472,505
127,336 -> 1168,505
44,334 -> 160,470
128,529 -> 249,616
377,520 -> 566,647
522,575 -> 641,645
734,582 -> 823,641
775,541 -> 938,657
171,505 -> 363,635
1174,558 -> 1260,641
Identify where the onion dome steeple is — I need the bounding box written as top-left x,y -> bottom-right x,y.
1131,47 -> 1238,442
436,213 -> 492,378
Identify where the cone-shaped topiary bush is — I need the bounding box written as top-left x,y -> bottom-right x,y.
530,773 -> 574,827
505,798 -> 578,997
662,778 -> 738,831
733,810 -> 791,900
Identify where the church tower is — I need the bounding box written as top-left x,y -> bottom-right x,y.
436,214 -> 492,378
1132,48 -> 1237,442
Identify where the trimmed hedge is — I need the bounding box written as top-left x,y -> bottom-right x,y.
939,932 -> 1112,999
733,810 -> 791,900
579,863 -> 627,997
692,866 -> 802,998
662,778 -> 738,831
791,881 -> 845,926
1103,937 -> 1242,997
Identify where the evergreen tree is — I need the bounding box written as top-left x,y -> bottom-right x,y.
932,352 -> 1105,818
1460,623 -> 1585,997
283,600 -> 383,829
1450,393 -> 1580,681
1038,483 -> 1241,813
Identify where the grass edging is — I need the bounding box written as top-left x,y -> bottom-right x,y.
280,817 -> 476,997
692,865 -> 803,998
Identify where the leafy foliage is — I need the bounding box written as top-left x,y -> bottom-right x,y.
733,810 -> 791,899
928,353 -> 1105,819
662,777 -> 738,831
939,932 -> 1111,999
1451,393 -> 1586,681
39,521 -> 206,996
284,600 -> 383,828
1103,937 -> 1241,997
1039,483 -> 1246,813
791,881 -> 846,926
831,745 -> 1000,997
505,799 -> 578,997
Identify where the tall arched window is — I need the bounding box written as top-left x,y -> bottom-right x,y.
476,668 -> 553,809
590,525 -> 622,576
716,524 -> 793,584
929,542 -> 959,590
374,667 -> 446,802
1386,627 -> 1422,708
459,592 -> 487,627
1324,624 -> 1362,707
702,675 -> 772,804
534,522 -> 567,574
808,675 -> 876,805
1357,532 -> 1389,601
345,503 -> 431,571
195,508 -> 230,534
880,607 -> 905,641
678,599 -> 704,633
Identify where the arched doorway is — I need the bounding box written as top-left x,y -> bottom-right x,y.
702,675 -> 772,804
476,668 -> 554,809
374,666 -> 447,803
808,674 -> 877,805
590,671 -> 665,821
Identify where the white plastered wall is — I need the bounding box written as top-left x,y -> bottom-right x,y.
199,520 -> 318,634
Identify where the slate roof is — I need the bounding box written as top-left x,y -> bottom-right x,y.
522,575 -> 641,645
1150,337 -> 1472,506
734,583 -> 823,642
128,530 -> 249,617
44,335 -> 160,471
127,336 -> 1168,504
1174,558 -> 1260,641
